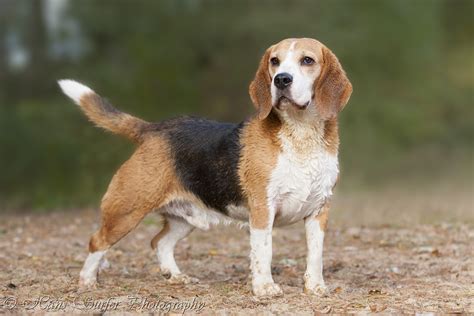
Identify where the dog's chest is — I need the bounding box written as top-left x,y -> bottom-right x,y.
268,135 -> 339,226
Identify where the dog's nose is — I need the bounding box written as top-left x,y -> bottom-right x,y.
274,73 -> 293,90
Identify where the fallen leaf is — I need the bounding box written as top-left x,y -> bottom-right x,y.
368,289 -> 382,295
319,306 -> 332,314
333,286 -> 342,294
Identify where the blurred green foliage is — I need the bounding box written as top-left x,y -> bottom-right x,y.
0,0 -> 472,209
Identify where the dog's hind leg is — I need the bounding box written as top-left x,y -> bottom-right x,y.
150,215 -> 198,284
79,156 -> 165,286
79,201 -> 150,287
78,137 -> 179,287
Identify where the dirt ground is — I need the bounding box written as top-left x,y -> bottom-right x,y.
0,209 -> 472,314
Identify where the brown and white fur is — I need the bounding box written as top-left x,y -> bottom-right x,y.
59,38 -> 352,297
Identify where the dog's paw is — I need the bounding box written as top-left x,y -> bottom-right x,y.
304,283 -> 328,296
253,282 -> 283,297
167,274 -> 199,285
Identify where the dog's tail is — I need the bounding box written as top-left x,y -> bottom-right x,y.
58,79 -> 151,142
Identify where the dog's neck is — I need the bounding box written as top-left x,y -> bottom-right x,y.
253,108 -> 339,156
276,107 -> 330,154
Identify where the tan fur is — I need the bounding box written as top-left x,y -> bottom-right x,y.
315,203 -> 330,231
89,137 -> 181,252
79,94 -> 149,142
323,118 -> 340,155
238,113 -> 281,229
87,135 -> 212,252
277,116 -> 328,157
314,46 -> 353,120
150,217 -> 169,250
249,49 -> 273,120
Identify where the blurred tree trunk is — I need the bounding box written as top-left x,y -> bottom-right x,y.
0,0 -> 15,103
24,0 -> 49,97
0,21 -> 7,103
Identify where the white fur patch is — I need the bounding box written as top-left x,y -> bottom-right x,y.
79,250 -> 106,286
304,216 -> 325,289
250,225 -> 274,295
268,125 -> 339,226
156,217 -> 193,276
58,79 -> 94,104
162,200 -> 242,230
161,199 -> 248,230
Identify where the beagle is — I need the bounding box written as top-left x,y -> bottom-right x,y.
59,38 -> 352,297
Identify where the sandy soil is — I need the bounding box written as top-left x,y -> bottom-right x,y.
0,210 -> 472,314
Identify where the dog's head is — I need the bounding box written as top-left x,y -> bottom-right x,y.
249,38 -> 352,121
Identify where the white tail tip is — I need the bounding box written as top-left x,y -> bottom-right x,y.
58,79 -> 94,104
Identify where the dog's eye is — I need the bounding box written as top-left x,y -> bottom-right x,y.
270,57 -> 280,66
301,56 -> 315,65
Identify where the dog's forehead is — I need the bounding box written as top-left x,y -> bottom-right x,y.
270,38 -> 323,59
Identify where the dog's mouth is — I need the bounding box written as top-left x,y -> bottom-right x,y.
276,96 -> 309,110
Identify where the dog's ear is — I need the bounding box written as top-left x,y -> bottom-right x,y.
249,48 -> 273,120
314,46 -> 352,120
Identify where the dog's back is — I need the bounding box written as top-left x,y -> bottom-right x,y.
151,117 -> 245,213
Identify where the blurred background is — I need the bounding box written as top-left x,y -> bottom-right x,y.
0,0 -> 472,224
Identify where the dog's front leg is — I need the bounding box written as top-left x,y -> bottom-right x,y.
304,203 -> 329,295
249,205 -> 282,297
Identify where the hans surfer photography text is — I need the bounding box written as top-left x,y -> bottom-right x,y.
1,295 -> 205,313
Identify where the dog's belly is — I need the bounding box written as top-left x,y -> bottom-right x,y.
269,147 -> 339,226
162,200 -> 247,230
